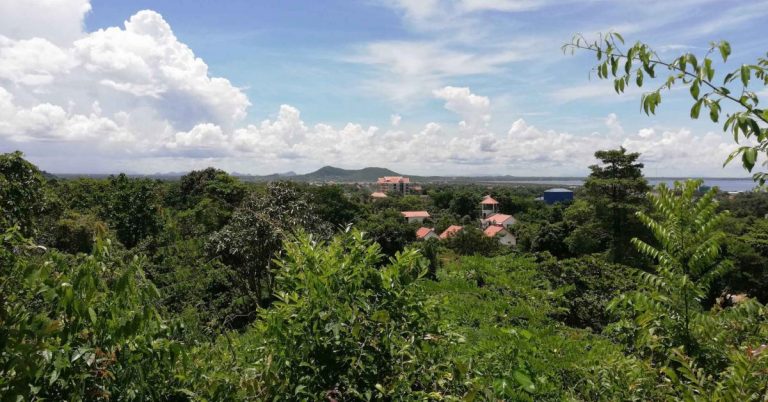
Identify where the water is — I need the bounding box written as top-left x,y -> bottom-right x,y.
484,178 -> 759,192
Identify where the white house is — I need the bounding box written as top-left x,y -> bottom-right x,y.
481,213 -> 516,229
416,227 -> 438,240
484,225 -> 516,246
401,210 -> 430,224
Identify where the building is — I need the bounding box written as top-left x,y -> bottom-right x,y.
370,191 -> 388,199
484,225 -> 516,246
481,213 -> 516,229
439,225 -> 463,239
416,227 -> 438,240
480,195 -> 499,218
401,210 -> 430,224
378,176 -> 410,195
542,188 -> 574,204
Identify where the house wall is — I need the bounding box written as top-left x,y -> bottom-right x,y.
407,217 -> 426,224
498,232 -> 516,246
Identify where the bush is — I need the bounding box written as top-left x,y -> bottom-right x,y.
0,227 -> 183,400
219,231 -> 447,400
540,255 -> 635,331
52,211 -> 109,254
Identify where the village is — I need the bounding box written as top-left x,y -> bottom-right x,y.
373,176 -> 573,246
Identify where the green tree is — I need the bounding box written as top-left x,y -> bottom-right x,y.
104,174 -> 162,248
240,231 -> 442,399
607,181 -> 756,368
608,180 -> 768,400
564,33 -> 768,182
0,151 -> 48,235
584,147 -> 649,263
356,209 -> 418,257
175,167 -> 246,209
207,181 -> 331,306
0,227 -> 182,400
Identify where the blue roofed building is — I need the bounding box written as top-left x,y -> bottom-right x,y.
542,188 -> 574,204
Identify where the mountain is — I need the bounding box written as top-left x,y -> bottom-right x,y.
295,166 -> 402,182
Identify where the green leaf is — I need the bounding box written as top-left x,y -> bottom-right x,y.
690,80 -> 700,99
636,69 -> 644,86
690,100 -> 703,119
613,32 -> 624,44
88,307 -> 97,324
513,370 -> 536,393
709,102 -> 720,122
371,310 -> 390,323
741,65 -> 750,87
743,147 -> 757,171
718,41 -> 731,62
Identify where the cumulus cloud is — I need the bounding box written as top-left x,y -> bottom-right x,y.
0,0 -> 91,45
0,5 -> 249,158
433,86 -> 491,130
0,1 -> 748,177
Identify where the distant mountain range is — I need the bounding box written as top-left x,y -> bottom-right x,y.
237,166 -> 404,182
51,166 -> 754,186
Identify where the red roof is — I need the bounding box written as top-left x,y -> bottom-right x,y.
378,176 -> 410,184
483,213 -> 514,225
416,227 -> 435,239
401,211 -> 430,219
484,225 -> 506,237
481,195 -> 499,205
439,225 -> 463,239
370,192 -> 388,198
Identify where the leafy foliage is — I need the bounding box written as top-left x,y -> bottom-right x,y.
564,33 -> 768,182
0,227 -> 182,401
0,151 -> 49,235
583,147 -> 649,263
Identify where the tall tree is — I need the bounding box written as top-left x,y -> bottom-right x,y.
0,151 -> 49,236
584,147 -> 649,262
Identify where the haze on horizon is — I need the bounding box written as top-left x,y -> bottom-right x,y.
1,0 -> 766,177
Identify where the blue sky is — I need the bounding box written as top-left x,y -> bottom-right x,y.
1,0 -> 767,176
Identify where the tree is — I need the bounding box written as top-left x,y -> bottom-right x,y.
104,174 -> 162,248
308,184 -> 362,228
562,199 -> 609,256
584,147 -> 649,263
356,209 -> 418,257
607,180 -> 768,398
608,180 -> 746,367
564,33 -> 768,182
175,167 -> 246,209
0,151 -> 48,235
207,181 -> 331,308
241,231 -> 442,399
0,227 -> 182,400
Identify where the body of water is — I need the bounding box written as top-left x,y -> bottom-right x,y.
484,178 -> 759,192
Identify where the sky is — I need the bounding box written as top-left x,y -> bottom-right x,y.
0,0 -> 767,176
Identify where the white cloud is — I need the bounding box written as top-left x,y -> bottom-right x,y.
0,0 -> 91,45
433,86 -> 491,130
0,7 -> 249,159
0,1 -> 751,177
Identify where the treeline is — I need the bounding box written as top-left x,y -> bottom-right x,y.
2,149 -> 768,400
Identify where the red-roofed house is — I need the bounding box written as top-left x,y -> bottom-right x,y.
439,225 -> 463,239
484,225 -> 516,246
482,213 -> 516,229
378,176 -> 410,195
480,195 -> 499,218
416,227 -> 438,240
401,210 -> 430,224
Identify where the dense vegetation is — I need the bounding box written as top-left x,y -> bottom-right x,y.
2,148 -> 768,400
